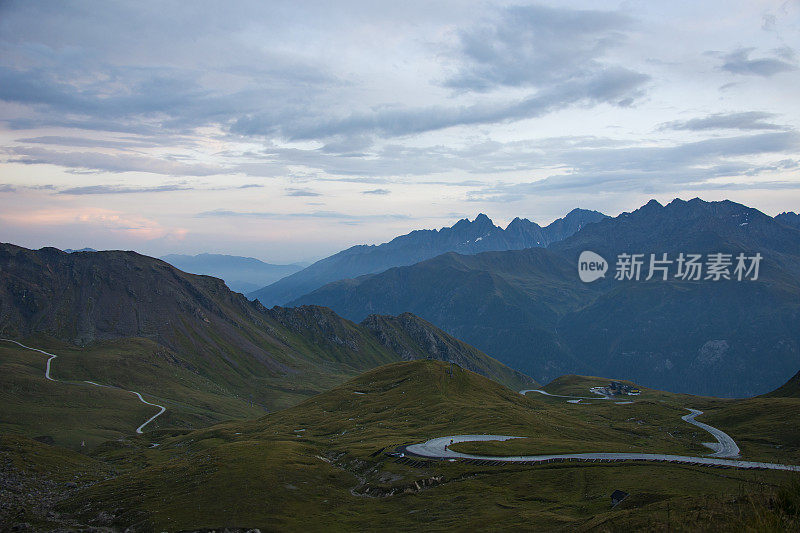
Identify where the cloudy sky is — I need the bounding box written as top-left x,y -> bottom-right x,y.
1,1 -> 798,262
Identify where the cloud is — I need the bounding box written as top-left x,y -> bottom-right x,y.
0,23 -> 340,132
362,188 -> 390,195
445,4 -> 632,92
285,187 -> 322,197
235,67 -> 649,141
0,183 -> 56,193
58,184 -> 191,195
55,182 -> 263,195
466,131 -> 800,200
226,6 -> 648,141
660,112 -> 784,131
320,134 -> 375,155
196,209 -> 410,223
247,136 -> 630,180
720,48 -> 797,77
5,146 -> 226,176
14,135 -> 184,150
0,207 -> 186,240
0,2 -> 650,183
0,65 -> 212,123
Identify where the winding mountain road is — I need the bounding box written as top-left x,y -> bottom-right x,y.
404,390 -> 797,471
404,434 -> 800,471
682,408 -> 740,458
1,339 -> 166,434
519,389 -> 612,400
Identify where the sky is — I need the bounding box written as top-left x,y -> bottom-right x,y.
1,0 -> 799,263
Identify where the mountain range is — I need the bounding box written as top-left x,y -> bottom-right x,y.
248,208 -> 607,306
4,202 -> 800,531
0,243 -> 533,448
291,198 -> 800,397
160,253 -> 305,294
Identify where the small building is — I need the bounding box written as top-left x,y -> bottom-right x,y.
609,381 -> 641,396
611,489 -> 629,507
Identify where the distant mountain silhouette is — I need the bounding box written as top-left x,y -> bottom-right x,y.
291,198 -> 800,397
248,208 -> 607,306
161,253 -> 304,294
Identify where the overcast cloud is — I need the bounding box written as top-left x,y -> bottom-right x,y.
0,1 -> 798,261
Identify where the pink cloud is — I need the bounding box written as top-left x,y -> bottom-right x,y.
0,207 -> 187,241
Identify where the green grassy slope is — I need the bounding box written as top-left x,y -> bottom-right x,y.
698,366 -> 800,464
47,361 -> 798,532
0,338 -> 266,449
360,312 -> 535,392
761,369 -> 800,398
526,373 -> 800,465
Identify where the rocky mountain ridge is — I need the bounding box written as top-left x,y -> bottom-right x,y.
248,208 -> 607,306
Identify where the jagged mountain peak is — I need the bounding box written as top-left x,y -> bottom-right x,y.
451,213 -> 497,231
642,198 -> 664,209
775,211 -> 800,230
623,197 -> 763,222
505,217 -> 539,230
564,207 -> 599,217
249,207 -> 607,306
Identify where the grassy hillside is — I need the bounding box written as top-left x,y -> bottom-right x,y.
527,373 -> 800,465
0,338 -> 266,449
761,369 -> 800,398
698,365 -> 800,463
360,312 -> 535,392
0,326 -> 524,450
14,360 -> 789,531
0,243 -> 532,450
